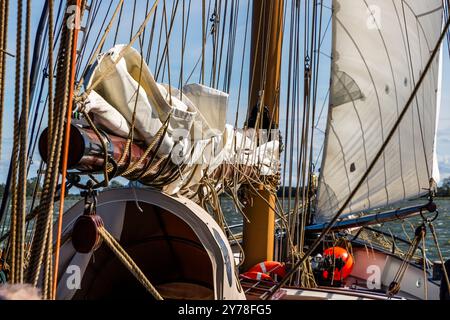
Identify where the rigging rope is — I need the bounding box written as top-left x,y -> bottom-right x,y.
10,0 -> 24,285
83,0 -> 160,96
201,0 -> 206,84
80,1 -> 114,72
178,0 -> 191,92
26,0 -> 77,291
17,0 -> 32,284
155,0 -> 179,86
130,0 -> 138,42
421,228 -> 428,300
428,221 -> 450,294
387,224 -> 426,298
113,0 -> 124,45
263,13 -> 450,300
0,0 -> 10,159
145,1 -> 158,65
233,0 -> 250,128
75,0 -> 125,94
52,0 -> 83,300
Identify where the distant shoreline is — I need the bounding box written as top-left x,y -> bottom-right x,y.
0,192 -> 448,201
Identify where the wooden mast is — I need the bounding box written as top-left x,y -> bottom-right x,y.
242,0 -> 284,271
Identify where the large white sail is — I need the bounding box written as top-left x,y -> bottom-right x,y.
315,0 -> 443,223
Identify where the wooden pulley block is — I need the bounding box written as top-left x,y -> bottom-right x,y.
71,214 -> 104,254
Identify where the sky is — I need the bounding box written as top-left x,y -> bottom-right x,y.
0,0 -> 449,186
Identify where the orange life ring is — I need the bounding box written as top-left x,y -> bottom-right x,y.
322,247 -> 354,280
241,271 -> 274,282
248,261 -> 287,279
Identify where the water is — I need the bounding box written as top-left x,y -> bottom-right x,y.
221,197 -> 450,262
0,198 -> 82,244
3,197 -> 448,262
375,198 -> 450,261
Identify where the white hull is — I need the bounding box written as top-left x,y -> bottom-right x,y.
346,246 -> 440,300
234,240 -> 441,300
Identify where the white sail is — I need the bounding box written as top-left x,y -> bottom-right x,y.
315,0 -> 443,223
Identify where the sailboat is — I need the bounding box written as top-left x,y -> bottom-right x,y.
0,0 -> 449,301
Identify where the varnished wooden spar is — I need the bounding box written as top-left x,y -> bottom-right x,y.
242,0 -> 284,271
38,125 -> 261,184
38,125 -> 152,173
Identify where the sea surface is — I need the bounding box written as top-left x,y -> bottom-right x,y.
221,197 -> 450,262
2,197 -> 449,262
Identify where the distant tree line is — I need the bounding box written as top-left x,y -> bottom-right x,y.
0,177 -> 448,198
0,177 -> 43,198
437,177 -> 450,197
0,178 -> 127,199
276,177 -> 450,198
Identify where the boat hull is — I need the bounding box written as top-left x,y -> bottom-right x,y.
233,239 -> 441,300
52,188 -> 245,300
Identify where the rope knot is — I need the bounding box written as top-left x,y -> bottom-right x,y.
74,92 -> 89,113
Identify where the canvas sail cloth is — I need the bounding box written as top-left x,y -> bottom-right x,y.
315,0 -> 443,223
81,45 -> 280,194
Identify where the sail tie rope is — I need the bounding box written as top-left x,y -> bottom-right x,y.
121,113 -> 172,179
80,109 -> 172,185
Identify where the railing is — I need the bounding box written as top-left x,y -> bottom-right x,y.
354,226 -> 425,257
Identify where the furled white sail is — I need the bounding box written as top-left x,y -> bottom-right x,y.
80,45 -> 280,196
315,0 -> 443,223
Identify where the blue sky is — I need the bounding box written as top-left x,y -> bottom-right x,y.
0,0 -> 449,185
